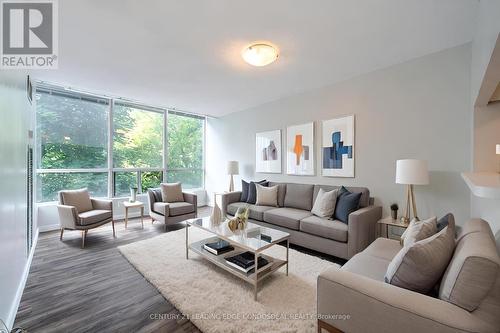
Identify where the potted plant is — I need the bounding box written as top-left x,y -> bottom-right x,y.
390,203 -> 398,220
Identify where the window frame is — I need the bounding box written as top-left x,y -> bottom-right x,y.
35,83 -> 206,202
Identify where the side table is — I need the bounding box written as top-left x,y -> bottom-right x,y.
377,217 -> 409,239
123,201 -> 145,229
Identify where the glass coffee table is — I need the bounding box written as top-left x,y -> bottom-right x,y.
185,216 -> 290,301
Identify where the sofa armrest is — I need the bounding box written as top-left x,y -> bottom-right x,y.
183,192 -> 198,216
91,198 -> 112,211
57,205 -> 79,229
347,205 -> 382,258
220,191 -> 242,215
317,268 -> 496,333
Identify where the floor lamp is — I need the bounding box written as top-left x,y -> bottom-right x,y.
227,161 -> 239,192
395,159 -> 429,223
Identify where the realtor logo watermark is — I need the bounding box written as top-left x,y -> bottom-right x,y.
1,0 -> 58,69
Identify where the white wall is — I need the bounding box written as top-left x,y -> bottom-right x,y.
0,72 -> 35,329
471,0 -> 500,105
206,44 -> 472,224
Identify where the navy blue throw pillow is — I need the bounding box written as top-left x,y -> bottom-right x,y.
334,186 -> 362,224
246,180 -> 268,204
240,180 -> 250,202
437,213 -> 453,232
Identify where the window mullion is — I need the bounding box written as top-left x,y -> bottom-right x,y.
108,99 -> 114,198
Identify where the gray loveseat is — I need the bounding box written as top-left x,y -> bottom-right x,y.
317,218 -> 500,333
221,182 -> 382,260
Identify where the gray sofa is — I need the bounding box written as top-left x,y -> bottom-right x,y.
221,182 -> 382,260
147,188 -> 197,229
317,218 -> 500,333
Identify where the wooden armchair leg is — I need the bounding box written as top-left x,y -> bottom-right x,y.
60,228 -> 64,240
81,230 -> 87,248
112,220 -> 116,238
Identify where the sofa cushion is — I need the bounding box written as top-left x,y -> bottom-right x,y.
78,210 -> 112,225
168,202 -> 195,216
439,220 -> 500,311
284,183 -> 314,210
227,202 -> 274,221
160,182 -> 184,203
402,216 -> 437,246
264,208 -> 312,230
342,252 -> 392,282
334,187 -> 362,223
60,188 -> 93,213
269,182 -> 287,207
247,180 -> 268,204
300,215 -> 347,242
255,184 -> 278,207
153,202 -> 169,216
385,223 -> 456,294
362,238 -> 402,261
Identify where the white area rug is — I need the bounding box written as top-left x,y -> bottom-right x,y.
118,227 -> 339,333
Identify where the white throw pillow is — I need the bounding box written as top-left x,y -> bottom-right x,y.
311,188 -> 338,218
255,184 -> 279,207
385,222 -> 455,294
401,217 -> 438,246
160,182 -> 184,203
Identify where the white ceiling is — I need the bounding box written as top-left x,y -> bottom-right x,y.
32,0 -> 478,117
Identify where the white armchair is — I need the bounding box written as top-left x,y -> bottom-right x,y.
57,189 -> 115,248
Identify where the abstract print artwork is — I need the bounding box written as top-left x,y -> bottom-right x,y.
286,122 -> 314,175
322,115 -> 355,177
255,130 -> 282,173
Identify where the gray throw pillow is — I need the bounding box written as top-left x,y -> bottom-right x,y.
160,182 -> 184,203
255,184 -> 279,207
311,188 -> 338,218
246,180 -> 268,204
385,222 -> 456,294
402,217 -> 437,246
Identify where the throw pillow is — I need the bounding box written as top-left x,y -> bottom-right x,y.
402,217 -> 438,246
311,188 -> 338,218
437,213 -> 454,232
334,187 -> 362,223
246,180 -> 268,204
240,180 -> 250,202
385,222 -> 456,294
255,184 -> 279,207
160,182 -> 184,203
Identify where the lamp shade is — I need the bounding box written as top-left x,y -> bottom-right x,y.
227,161 -> 239,175
395,159 -> 429,185
496,144 -> 500,155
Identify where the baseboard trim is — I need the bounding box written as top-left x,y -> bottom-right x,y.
5,227 -> 39,330
39,224 -> 59,232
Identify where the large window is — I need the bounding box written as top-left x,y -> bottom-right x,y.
36,89 -> 109,201
167,111 -> 204,189
35,85 -> 205,202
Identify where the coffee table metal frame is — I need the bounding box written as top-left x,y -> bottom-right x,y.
185,217 -> 290,301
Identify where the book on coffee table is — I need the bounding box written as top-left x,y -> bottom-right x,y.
225,251 -> 269,273
203,239 -> 234,255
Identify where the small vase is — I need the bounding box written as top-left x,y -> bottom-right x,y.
391,209 -> 398,220
130,188 -> 137,202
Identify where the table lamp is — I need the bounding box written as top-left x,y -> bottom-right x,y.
395,159 -> 429,223
227,161 -> 239,192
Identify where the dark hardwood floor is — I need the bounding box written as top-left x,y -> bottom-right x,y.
14,206 -> 345,333
14,207 -> 212,333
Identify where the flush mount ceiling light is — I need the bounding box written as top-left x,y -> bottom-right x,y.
241,43 -> 279,67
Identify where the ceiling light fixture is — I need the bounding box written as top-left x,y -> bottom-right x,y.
241,43 -> 279,67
